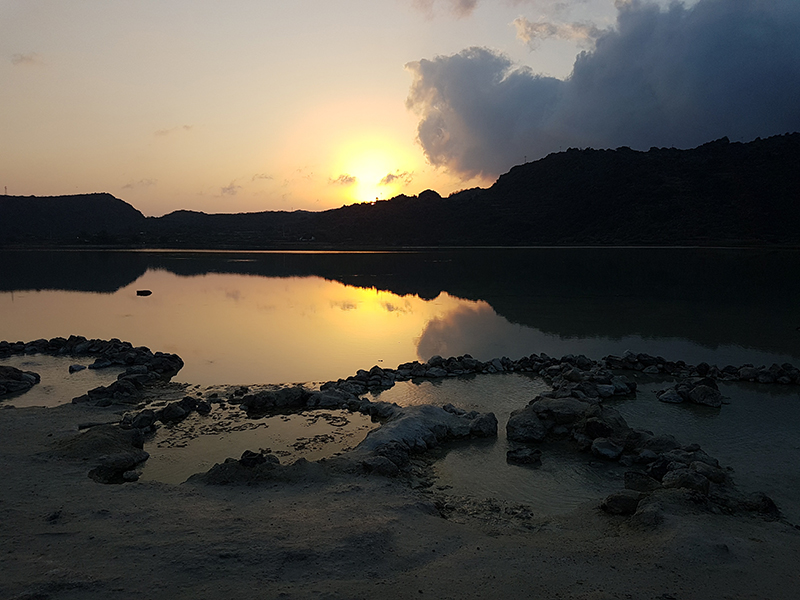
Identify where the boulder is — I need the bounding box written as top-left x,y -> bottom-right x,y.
469,412 -> 498,437
506,407 -> 547,442
688,384 -> 723,407
531,397 -> 589,424
656,388 -> 684,404
0,365 -> 40,397
661,468 -> 711,494
88,449 -> 150,484
591,437 -> 624,460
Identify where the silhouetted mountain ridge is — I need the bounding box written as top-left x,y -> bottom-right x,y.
3,133 -> 799,247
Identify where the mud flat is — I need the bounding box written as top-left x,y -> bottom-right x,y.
2,340 -> 800,599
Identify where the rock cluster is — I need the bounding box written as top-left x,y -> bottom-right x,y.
0,336 -> 184,406
0,365 -> 41,398
604,351 -> 800,385
50,423 -> 149,484
120,395 -> 212,430
655,377 -> 724,407
505,383 -> 779,522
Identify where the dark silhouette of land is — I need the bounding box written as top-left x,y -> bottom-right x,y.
2,133 -> 799,247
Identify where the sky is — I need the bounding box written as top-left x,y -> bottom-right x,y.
2,0 -> 799,217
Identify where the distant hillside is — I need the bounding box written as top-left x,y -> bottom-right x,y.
4,133 -> 800,247
0,193 -> 146,244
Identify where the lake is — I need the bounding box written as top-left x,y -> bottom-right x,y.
2,248 -> 799,518
2,247 -> 799,384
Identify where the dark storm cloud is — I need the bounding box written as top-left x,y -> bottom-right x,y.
406,0 -> 800,179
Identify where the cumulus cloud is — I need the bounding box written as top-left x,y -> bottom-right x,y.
514,17 -> 605,48
379,170 -> 414,186
406,0 -> 800,179
11,52 -> 44,66
330,174 -> 357,186
122,178 -> 157,190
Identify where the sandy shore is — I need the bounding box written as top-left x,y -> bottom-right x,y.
2,394 -> 799,600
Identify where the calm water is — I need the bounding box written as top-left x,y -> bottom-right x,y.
2,248 -> 799,515
2,248 -> 799,384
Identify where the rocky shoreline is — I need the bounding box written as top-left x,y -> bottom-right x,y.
3,337 -> 800,599
2,337 -> 797,528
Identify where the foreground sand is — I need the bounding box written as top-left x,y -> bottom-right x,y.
2,400 -> 799,600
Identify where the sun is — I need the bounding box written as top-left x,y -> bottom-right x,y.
333,137 -> 412,204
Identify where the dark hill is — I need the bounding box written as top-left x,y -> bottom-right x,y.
0,193 -> 146,244
4,133 -> 799,247
145,133 -> 800,247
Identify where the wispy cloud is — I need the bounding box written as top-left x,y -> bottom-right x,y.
221,181 -> 242,196
514,17 -> 605,49
379,170 -> 414,186
330,174 -> 357,186
251,173 -> 273,182
412,0 -> 478,18
11,52 -> 44,67
122,178 -> 157,190
154,125 -> 193,137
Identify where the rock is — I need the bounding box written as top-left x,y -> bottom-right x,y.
661,468 -> 711,494
630,501 -> 664,528
743,492 -> 781,519
584,417 -> 615,439
688,384 -> 723,407
469,412 -> 498,437
506,447 -> 542,465
624,470 -> 662,492
426,367 -> 448,378
239,450 -> 278,468
69,364 -> 87,373
88,358 -> 113,370
691,460 -> 726,484
122,470 -> 140,482
530,397 -> 589,424
131,409 -> 156,429
596,384 -> 615,398
362,456 -> 400,476
601,490 -> 642,515
0,365 -> 41,397
506,407 -> 547,442
89,449 -> 150,484
656,388 -> 684,404
591,437 -> 624,460
274,386 -> 306,408
160,402 -> 189,423
136,290 -> 152,296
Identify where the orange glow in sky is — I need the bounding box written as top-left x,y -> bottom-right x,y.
0,0 -> 613,216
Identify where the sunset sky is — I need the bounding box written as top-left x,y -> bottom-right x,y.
2,0 -> 799,216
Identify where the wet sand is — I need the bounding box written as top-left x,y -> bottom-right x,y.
2,397 -> 799,600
